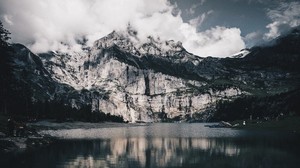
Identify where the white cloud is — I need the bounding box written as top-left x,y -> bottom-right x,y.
182,26 -> 245,57
3,15 -> 13,25
264,1 -> 300,40
244,31 -> 264,47
189,10 -> 213,27
0,0 -> 245,57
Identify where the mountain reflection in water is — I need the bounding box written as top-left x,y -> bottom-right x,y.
55,138 -> 242,168
2,123 -> 300,168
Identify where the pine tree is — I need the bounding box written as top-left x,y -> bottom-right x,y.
0,20 -> 12,115
0,21 -> 10,48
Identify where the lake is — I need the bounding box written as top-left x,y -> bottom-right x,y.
1,123 -> 300,168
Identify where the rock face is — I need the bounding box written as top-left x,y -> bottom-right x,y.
9,27 -> 300,122
33,31 -> 244,122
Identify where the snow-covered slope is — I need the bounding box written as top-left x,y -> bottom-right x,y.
231,49 -> 250,58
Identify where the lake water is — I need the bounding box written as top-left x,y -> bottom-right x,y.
2,123 -> 300,168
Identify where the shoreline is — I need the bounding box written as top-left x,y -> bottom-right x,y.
0,121 -> 57,153
2,117 -> 300,153
0,134 -> 54,154
230,116 -> 300,133
0,121 -> 146,153
28,120 -> 147,131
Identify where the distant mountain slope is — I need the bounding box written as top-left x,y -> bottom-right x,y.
211,88 -> 300,122
244,27 -> 300,72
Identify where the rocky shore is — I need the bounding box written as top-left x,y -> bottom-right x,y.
0,126 -> 54,153
0,120 -> 142,153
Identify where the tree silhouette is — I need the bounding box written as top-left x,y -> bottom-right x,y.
0,20 -> 12,115
0,21 -> 10,48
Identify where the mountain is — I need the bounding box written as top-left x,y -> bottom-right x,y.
3,27 -> 300,122
243,27 -> 300,72
36,30 -> 244,122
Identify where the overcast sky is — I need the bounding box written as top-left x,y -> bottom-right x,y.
0,0 -> 299,57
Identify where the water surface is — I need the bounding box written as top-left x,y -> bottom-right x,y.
1,123 -> 300,168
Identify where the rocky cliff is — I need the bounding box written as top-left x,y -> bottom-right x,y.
35,31 -> 244,122
8,27 -> 300,122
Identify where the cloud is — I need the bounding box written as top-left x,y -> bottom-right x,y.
183,26 -> 245,57
186,0 -> 206,15
231,0 -> 284,5
0,0 -> 244,57
264,1 -> 300,40
189,10 -> 213,27
244,31 -> 264,47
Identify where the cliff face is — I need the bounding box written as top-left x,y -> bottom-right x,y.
35,31 -> 243,122
8,28 -> 300,122
83,53 -> 242,122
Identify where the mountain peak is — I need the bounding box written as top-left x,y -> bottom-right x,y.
93,29 -> 185,57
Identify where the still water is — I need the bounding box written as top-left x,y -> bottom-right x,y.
2,123 -> 300,168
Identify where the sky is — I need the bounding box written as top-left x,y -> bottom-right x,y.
0,0 -> 299,57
